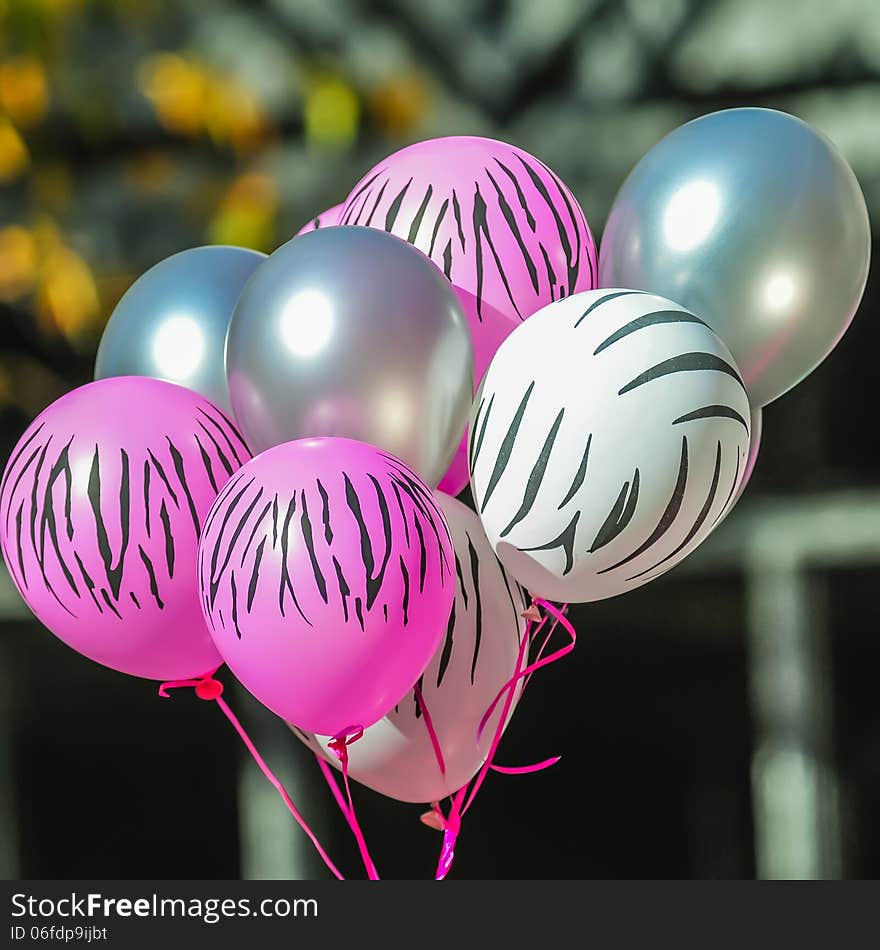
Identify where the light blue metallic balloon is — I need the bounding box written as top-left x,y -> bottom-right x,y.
226,226 -> 474,487
599,109 -> 871,407
95,246 -> 266,414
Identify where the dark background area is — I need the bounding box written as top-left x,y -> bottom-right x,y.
0,0 -> 878,879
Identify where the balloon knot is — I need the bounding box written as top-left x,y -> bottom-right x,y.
328,726 -> 364,761
521,604 -> 542,623
195,677 -> 224,701
420,810 -> 445,831
158,673 -> 223,700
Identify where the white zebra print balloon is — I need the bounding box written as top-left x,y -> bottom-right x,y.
469,289 -> 752,602
712,408 -> 762,534
290,492 -> 529,804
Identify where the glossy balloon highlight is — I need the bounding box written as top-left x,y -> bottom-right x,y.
95,246 -> 265,414
599,109 -> 870,407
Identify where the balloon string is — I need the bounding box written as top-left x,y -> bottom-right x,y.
436,799 -> 461,880
327,730 -> 381,881
413,683 -> 446,776
477,601 -> 573,743
459,611 -> 534,817
157,677 -> 203,695
483,602 -> 571,772
314,753 -> 382,881
315,754 -> 350,816
524,606 -> 566,689
464,600 -> 573,816
480,606 -> 557,773
420,602 -> 573,877
158,675 -> 345,881
490,756 -> 561,775
431,785 -> 466,881
412,684 -> 462,879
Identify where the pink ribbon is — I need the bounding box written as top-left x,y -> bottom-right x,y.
321,729 -> 381,881
419,599 -> 576,879
160,601 -> 576,881
159,674 -> 345,881
414,683 -> 446,776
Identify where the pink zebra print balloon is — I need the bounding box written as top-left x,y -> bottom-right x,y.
0,377 -> 250,680
340,136 -> 598,495
291,492 -> 530,803
198,437 -> 456,736
294,202 -> 344,237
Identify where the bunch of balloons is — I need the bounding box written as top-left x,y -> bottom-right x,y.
0,110 -> 870,875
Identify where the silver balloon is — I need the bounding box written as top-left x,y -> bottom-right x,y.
95,246 -> 265,414
226,226 -> 474,486
599,108 -> 871,408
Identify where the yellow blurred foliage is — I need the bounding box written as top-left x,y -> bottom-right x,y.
0,118 -> 29,182
371,72 -> 430,136
208,207 -> 274,251
0,226 -> 39,301
222,171 -> 278,210
138,52 -> 208,137
0,55 -> 49,127
205,77 -> 270,153
30,215 -> 65,257
37,245 -> 100,342
304,75 -> 359,148
208,171 -> 278,251
138,51 -> 270,152
0,213 -> 101,344
34,0 -> 86,14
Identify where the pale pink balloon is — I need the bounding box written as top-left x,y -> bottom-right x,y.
0,377 -> 250,679
292,492 -> 529,803
198,438 -> 456,736
294,202 -> 344,237
341,136 -> 598,495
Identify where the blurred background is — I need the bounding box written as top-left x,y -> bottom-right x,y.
1,0 -> 878,880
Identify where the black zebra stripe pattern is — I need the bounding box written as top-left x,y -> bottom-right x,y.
0,377 -> 250,679
199,441 -> 454,639
468,289 -> 752,603
197,439 -> 458,736
290,492 -> 531,804
339,136 -> 598,327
